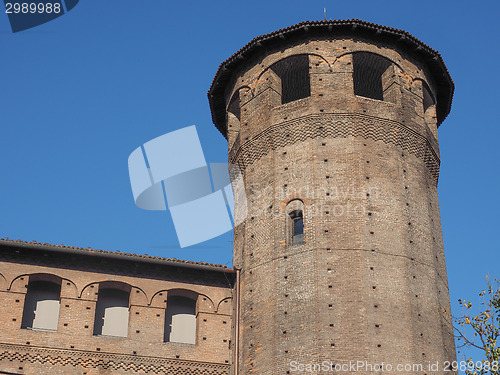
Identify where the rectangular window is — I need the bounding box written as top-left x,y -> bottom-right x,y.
93,288 -> 130,338
352,52 -> 392,101
290,210 -> 304,245
164,296 -> 197,344
21,280 -> 61,331
271,55 -> 311,104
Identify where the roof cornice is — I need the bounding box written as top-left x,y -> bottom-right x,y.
0,239 -> 234,274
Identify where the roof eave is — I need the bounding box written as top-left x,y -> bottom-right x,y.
0,240 -> 234,274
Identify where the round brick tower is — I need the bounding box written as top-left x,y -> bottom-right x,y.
209,20 -> 455,374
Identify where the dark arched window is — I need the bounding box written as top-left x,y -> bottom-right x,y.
422,81 -> 436,112
290,210 -> 304,245
227,92 -> 241,122
226,90 -> 242,147
421,80 -> 438,137
352,52 -> 393,101
271,55 -> 311,104
21,280 -> 61,331
164,296 -> 197,344
93,287 -> 130,337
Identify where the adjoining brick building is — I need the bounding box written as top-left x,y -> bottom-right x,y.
0,239 -> 234,374
0,19 -> 455,375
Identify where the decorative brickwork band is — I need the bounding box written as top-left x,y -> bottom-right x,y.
0,343 -> 230,374
229,113 -> 441,183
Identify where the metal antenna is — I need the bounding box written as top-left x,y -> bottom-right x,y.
324,8 -> 327,21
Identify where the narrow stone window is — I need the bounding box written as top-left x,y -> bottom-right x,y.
226,89 -> 243,148
422,82 -> 435,113
422,81 -> 438,137
227,92 -> 241,122
93,288 -> 130,338
352,52 -> 393,101
290,210 -> 304,245
286,199 -> 305,246
21,280 -> 61,331
164,296 -> 197,344
271,55 -> 311,104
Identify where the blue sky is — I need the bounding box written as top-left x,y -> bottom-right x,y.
0,0 -> 498,368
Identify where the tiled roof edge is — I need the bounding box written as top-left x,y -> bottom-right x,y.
0,238 -> 233,273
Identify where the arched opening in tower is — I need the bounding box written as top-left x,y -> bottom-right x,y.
352,52 -> 393,101
271,54 -> 311,104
